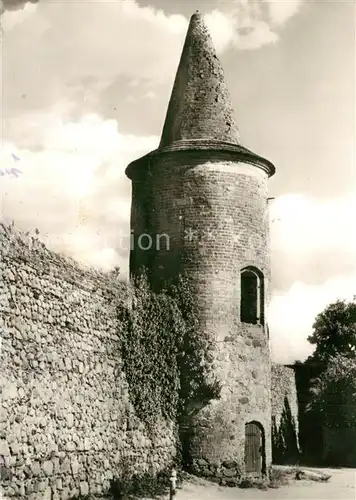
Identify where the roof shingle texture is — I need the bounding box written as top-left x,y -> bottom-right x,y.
159,11 -> 241,148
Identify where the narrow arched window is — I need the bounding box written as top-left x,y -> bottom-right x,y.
240,267 -> 264,325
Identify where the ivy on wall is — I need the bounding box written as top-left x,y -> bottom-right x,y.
119,274 -> 184,429
172,275 -> 221,467
118,272 -> 221,436
172,275 -> 221,419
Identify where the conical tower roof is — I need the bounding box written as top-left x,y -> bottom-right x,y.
126,11 -> 275,178
159,10 -> 240,147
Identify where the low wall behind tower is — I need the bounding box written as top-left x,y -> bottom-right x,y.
271,363 -> 300,464
0,224 -> 176,500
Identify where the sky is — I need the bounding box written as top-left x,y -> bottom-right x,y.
0,0 -> 355,363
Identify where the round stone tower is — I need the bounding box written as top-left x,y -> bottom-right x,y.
126,11 -> 275,480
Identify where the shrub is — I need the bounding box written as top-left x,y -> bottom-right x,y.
109,468 -> 172,499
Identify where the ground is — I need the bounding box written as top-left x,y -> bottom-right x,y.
165,468 -> 356,500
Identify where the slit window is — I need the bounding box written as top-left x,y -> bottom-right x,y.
240,268 -> 264,325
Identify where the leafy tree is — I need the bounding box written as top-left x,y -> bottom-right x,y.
298,299 -> 356,456
307,355 -> 356,428
307,299 -> 356,365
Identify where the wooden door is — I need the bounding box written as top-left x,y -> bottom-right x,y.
245,422 -> 263,477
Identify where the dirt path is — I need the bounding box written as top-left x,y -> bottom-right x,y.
169,468 -> 356,500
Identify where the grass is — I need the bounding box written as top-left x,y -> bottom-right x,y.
238,466 -> 301,490
67,469 -> 172,500
67,465 -> 333,498
108,470 -> 171,499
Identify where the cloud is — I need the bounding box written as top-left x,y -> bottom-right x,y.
0,0 -> 36,29
1,0 -> 35,8
1,0 -> 188,117
265,0 -> 304,26
207,0 -> 304,51
0,0 -> 38,14
268,193 -> 356,363
234,20 -> 278,50
270,194 -> 356,287
0,111 -> 159,275
268,274 -> 356,364
204,10 -> 237,53
1,0 -> 306,120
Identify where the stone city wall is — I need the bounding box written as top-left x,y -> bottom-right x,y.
0,224 -> 176,500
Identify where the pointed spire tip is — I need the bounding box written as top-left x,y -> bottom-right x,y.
159,6 -> 241,148
191,10 -> 202,20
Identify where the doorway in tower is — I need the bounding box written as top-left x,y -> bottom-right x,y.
244,421 -> 265,477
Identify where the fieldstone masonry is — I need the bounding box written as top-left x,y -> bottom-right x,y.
0,225 -> 176,499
